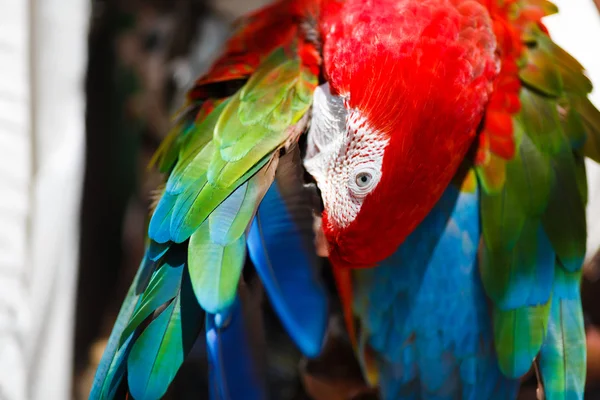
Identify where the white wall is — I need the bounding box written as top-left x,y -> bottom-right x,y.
0,0 -> 89,398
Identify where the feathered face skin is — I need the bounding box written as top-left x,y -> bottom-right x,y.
305,0 -> 500,268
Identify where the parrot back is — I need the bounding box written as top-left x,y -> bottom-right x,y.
352,173 -> 521,400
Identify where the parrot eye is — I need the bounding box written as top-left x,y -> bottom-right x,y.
356,172 -> 372,187
349,167 -> 381,199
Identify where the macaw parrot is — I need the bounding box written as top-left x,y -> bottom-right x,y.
91,0 -> 600,399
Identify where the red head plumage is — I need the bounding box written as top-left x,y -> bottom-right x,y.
308,0 -> 500,268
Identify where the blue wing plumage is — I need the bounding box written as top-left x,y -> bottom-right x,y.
206,297 -> 267,400
247,179 -> 328,358
353,179 -> 520,400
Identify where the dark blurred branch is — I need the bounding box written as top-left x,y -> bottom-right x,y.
76,0 -> 139,376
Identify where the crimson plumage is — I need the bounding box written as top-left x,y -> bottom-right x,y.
320,0 -> 500,267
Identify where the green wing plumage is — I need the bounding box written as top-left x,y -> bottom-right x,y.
149,46 -> 316,245
91,4 -> 321,396
187,161 -> 277,313
479,3 -> 600,397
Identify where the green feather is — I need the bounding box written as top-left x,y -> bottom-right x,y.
208,46 -> 316,188
167,101 -> 228,195
149,41 -> 317,245
547,43 -> 592,96
575,97 -> 600,163
214,91 -> 281,162
479,121 -> 552,255
480,220 -> 538,307
480,22 -> 588,380
208,170 -> 274,244
481,15 -> 592,391
573,155 -> 588,206
507,130 -> 552,217
522,24 -> 592,96
519,41 -> 563,97
493,300 -> 551,378
148,43 -> 316,245
475,153 -> 508,194
237,63 -> 300,129
179,100 -> 231,163
170,160 -> 210,208
539,268 -> 586,400
479,184 -> 526,251
523,0 -> 559,17
541,148 -> 586,272
169,153 -> 271,243
207,136 -> 281,186
519,88 -> 564,156
188,225 -> 245,314
239,47 -> 289,99
559,98 -> 588,150
187,162 -> 276,313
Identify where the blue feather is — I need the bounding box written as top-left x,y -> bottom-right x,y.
135,253 -> 157,295
247,182 -> 328,358
485,222 -> 555,311
526,227 -> 555,305
353,181 -> 520,400
206,298 -> 267,400
148,192 -> 178,244
136,241 -> 171,294
246,149 -> 328,358
147,240 -> 170,261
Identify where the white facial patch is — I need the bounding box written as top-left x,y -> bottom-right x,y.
304,83 -> 389,230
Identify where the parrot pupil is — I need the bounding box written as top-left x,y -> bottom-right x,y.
356,172 -> 371,187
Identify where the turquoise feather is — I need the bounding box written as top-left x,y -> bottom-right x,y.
89,262 -> 143,400
538,267 -> 586,400
119,261 -> 184,346
148,192 -> 178,244
126,269 -> 203,400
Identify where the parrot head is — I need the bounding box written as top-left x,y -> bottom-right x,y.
304,0 -> 500,268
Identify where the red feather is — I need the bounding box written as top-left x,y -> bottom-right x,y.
321,0 -> 499,268
187,0 -> 321,102
475,0 -> 555,167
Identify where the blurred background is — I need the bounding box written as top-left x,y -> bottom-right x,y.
1,0 -> 600,399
